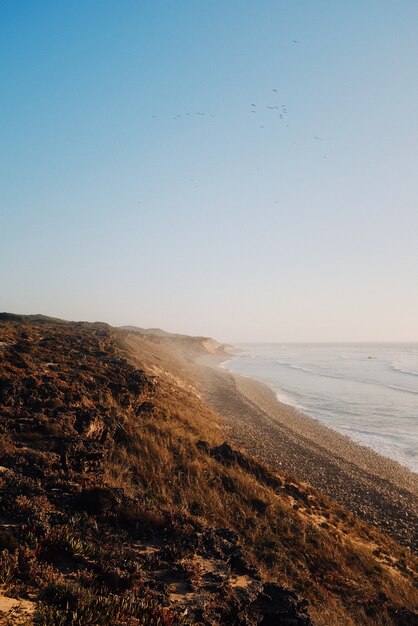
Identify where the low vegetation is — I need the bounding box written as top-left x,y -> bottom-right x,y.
0,314 -> 416,625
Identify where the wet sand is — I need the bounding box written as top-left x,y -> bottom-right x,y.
194,353 -> 418,551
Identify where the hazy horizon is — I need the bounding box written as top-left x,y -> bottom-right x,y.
2,2 -> 418,343
4,311 -> 418,347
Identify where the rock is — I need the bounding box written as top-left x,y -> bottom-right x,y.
388,607 -> 418,626
253,584 -> 313,625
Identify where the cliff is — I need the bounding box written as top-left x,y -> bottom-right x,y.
0,316 -> 416,625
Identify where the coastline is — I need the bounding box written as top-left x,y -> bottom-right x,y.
193,351 -> 418,551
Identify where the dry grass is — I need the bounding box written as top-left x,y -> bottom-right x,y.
104,331 -> 418,626
0,319 -> 416,625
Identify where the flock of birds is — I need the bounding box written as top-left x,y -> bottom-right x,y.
250,89 -> 288,128
150,90 -> 327,159
148,42 -> 328,161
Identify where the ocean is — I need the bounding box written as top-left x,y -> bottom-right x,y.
220,343 -> 418,474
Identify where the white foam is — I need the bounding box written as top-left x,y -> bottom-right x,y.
275,390 -> 297,407
391,364 -> 418,377
388,384 -> 418,395
218,358 -> 233,369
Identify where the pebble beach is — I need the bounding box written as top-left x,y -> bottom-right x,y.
194,353 -> 418,551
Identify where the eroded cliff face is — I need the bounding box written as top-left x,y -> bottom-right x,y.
0,316 -> 416,625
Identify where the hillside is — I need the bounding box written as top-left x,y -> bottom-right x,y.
0,316 -> 417,625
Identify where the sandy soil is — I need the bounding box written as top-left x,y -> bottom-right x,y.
193,353 -> 418,551
0,590 -> 34,625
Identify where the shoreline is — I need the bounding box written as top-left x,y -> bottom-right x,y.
219,356 -> 418,476
194,351 -> 418,551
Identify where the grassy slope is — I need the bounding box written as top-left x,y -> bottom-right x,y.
114,331 -> 418,625
0,318 -> 416,625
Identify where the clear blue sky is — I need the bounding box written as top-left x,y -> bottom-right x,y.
1,1 -> 417,341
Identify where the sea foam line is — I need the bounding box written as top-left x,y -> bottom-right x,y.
390,364 -> 418,377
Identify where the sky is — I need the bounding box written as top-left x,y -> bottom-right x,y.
1,1 -> 418,342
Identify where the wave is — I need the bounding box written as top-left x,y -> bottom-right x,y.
274,359 -> 418,395
388,385 -> 418,396
222,347 -> 418,473
275,390 -> 298,407
275,360 -> 377,385
390,364 -> 418,377
218,359 -> 233,368
275,360 -> 313,374
289,364 -> 312,373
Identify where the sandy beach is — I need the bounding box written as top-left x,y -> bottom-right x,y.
194,352 -> 418,551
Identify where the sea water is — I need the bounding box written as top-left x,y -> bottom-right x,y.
220,344 -> 418,473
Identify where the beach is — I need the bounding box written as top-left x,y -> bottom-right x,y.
194,352 -> 418,551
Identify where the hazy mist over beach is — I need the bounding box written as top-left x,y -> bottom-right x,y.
1,2 -> 418,343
